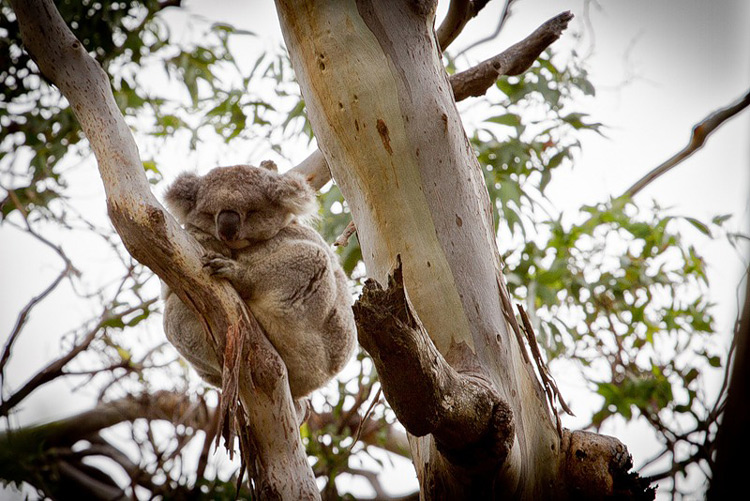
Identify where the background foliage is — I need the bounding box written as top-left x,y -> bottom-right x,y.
0,1 -> 743,499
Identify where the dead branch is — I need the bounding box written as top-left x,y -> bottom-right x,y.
622,90 -> 750,198
353,261 -> 514,472
450,11 -> 574,101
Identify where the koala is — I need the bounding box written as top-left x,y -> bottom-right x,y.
162,162 -> 356,399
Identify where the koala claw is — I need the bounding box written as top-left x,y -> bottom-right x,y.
202,253 -> 237,278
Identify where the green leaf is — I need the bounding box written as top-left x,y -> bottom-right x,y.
712,214 -> 732,226
684,217 -> 711,236
486,113 -> 521,128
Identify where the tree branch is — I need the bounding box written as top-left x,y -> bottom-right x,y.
0,299 -> 156,417
10,1 -> 317,496
621,89 -> 750,198
353,261 -> 514,472
450,11 -> 574,101
436,0 -> 491,51
0,391 -> 210,497
293,149 -> 331,190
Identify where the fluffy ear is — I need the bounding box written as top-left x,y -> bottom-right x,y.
259,160 -> 278,172
164,172 -> 201,222
271,171 -> 316,216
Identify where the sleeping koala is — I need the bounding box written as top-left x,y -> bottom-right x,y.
162,161 -> 356,398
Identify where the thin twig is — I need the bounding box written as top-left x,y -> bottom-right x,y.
0,266 -> 69,382
349,387 -> 382,452
454,0 -> 518,58
622,90 -> 750,198
334,220 -> 357,247
0,298 -> 156,417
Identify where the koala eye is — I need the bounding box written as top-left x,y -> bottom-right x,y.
245,210 -> 256,218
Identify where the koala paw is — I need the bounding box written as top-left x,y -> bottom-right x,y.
202,252 -> 238,279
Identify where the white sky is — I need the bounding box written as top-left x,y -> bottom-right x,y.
1,0 -> 748,499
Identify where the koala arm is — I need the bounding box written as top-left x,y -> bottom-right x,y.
203,238 -> 335,311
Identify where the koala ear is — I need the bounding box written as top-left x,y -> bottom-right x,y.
259,160 -> 278,172
271,171 -> 316,216
164,172 -> 201,222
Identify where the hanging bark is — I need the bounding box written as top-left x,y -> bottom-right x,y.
276,1 -> 652,498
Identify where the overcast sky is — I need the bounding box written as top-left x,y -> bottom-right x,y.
1,1 -> 748,499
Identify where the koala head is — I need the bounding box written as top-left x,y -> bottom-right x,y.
164,162 -> 316,248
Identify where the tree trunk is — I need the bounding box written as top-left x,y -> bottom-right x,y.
276,1 -> 649,498
9,1 -> 318,498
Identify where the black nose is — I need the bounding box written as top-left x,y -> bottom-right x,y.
217,210 -> 241,241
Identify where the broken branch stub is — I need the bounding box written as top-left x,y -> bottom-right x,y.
562,430 -> 655,500
353,261 -> 514,472
450,11 -> 574,101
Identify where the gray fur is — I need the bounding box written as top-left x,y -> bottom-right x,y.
162,164 -> 356,398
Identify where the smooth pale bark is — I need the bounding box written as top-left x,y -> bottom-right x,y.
276,1 -> 652,499
275,0 -> 559,497
9,1 -> 318,498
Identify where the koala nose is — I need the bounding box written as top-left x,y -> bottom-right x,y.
216,210 -> 241,242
